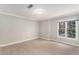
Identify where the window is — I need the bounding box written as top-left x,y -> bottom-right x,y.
58,19 -> 78,40
67,21 -> 76,38
59,22 -> 65,37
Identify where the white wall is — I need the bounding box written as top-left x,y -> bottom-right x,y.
0,14 -> 38,45
39,14 -> 79,47
39,20 -> 52,40
0,10 -> 79,47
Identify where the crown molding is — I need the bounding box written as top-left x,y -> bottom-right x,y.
0,11 -> 36,21
39,11 -> 79,21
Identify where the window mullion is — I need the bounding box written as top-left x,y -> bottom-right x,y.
76,21 -> 78,40
65,22 -> 67,38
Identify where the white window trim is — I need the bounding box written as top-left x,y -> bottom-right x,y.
57,18 -> 78,40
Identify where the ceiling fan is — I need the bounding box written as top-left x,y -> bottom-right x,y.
27,4 -> 33,8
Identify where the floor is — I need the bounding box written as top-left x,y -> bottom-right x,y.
0,38 -> 79,55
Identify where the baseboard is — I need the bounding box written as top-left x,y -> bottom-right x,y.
39,36 -> 51,40
40,37 -> 79,47
1,36 -> 79,48
0,37 -> 38,47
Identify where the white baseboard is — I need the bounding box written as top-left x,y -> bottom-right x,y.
0,37 -> 38,47
1,36 -> 79,48
40,37 -> 79,47
39,36 -> 51,40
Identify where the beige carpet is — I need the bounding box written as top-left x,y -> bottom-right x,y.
0,38 -> 79,55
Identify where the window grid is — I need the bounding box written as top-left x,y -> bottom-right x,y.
57,20 -> 78,40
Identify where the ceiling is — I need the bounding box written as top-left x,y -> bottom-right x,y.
0,4 -> 79,21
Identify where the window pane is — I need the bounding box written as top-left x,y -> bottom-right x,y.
67,21 -> 76,38
59,22 -> 65,36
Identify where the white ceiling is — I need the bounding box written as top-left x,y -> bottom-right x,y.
0,4 -> 79,20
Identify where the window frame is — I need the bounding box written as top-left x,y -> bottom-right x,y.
57,18 -> 78,40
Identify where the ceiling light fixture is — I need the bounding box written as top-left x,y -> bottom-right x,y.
34,8 -> 45,14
